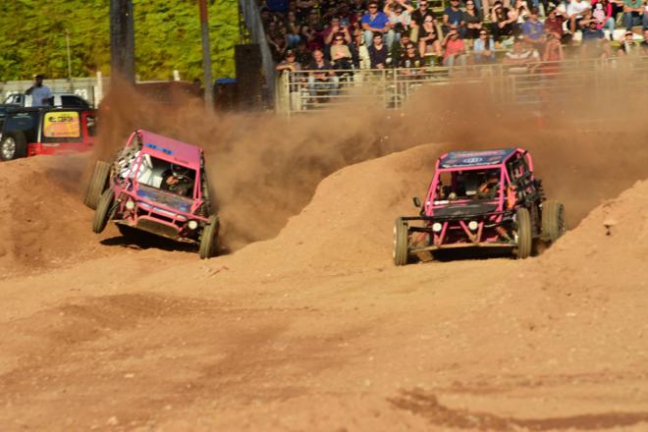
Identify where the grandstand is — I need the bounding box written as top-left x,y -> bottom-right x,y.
262,0 -> 648,112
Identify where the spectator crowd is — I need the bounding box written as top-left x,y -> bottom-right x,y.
268,0 -> 648,103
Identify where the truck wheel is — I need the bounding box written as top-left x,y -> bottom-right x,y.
199,216 -> 219,259
515,207 -> 533,259
0,132 -> 27,161
93,189 -> 114,233
84,160 -> 111,209
393,217 -> 410,266
542,200 -> 566,243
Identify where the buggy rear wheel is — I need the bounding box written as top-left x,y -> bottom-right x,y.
393,217 -> 410,266
0,132 -> 27,161
84,160 -> 111,209
93,189 -> 114,233
541,200 -> 566,243
515,207 -> 533,259
199,216 -> 219,259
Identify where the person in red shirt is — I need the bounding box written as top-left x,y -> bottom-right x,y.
544,7 -> 571,44
443,29 -> 467,68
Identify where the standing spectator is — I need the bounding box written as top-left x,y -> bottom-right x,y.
399,42 -> 424,83
362,1 -> 395,47
384,0 -> 414,44
443,29 -> 468,68
566,0 -> 591,35
464,1 -> 484,40
622,0 -> 645,30
443,0 -> 466,37
276,50 -> 304,110
25,74 -> 52,107
267,21 -> 288,61
474,29 -> 497,63
522,8 -> 545,46
592,0 -> 615,39
307,49 -> 340,97
418,14 -> 443,58
368,32 -> 390,68
411,0 -> 436,42
491,2 -> 515,41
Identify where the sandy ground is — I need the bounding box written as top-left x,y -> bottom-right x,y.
1,137 -> 648,432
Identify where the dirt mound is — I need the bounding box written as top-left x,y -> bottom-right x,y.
0,155 -> 179,278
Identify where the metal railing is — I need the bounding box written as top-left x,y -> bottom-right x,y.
275,55 -> 648,115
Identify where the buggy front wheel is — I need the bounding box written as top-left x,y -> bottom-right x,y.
92,189 -> 114,233
515,208 -> 533,259
393,217 -> 410,266
84,160 -> 111,209
541,200 -> 566,244
199,216 -> 220,259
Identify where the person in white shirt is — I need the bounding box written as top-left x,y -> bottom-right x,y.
25,74 -> 52,107
566,0 -> 592,34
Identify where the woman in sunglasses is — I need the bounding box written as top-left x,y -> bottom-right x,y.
473,29 -> 496,63
464,0 -> 484,40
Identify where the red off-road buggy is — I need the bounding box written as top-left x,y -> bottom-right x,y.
84,130 -> 219,259
393,148 -> 565,265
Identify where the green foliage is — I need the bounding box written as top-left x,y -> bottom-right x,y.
0,0 -> 239,81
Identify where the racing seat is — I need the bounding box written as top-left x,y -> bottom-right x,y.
463,176 -> 480,198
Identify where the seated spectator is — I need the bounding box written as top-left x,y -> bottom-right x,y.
491,2 -> 515,41
301,24 -> 321,51
362,1 -> 394,48
350,0 -> 368,15
295,40 -> 313,67
324,16 -> 353,46
618,29 -> 641,55
418,14 -> 443,58
566,0 -> 591,35
522,8 -> 545,46
267,21 -> 288,62
368,32 -> 391,68
544,6 -> 571,44
411,0 -> 436,42
443,0 -> 466,38
592,0 -> 615,40
464,1 -> 484,40
276,50 -> 304,110
512,0 -> 531,26
541,33 -> 564,72
503,38 -> 539,73
399,42 -> 424,76
622,0 -> 646,30
296,0 -> 316,22
330,34 -> 354,70
642,28 -> 648,54
581,18 -> 606,56
307,49 -> 340,97
391,31 -> 413,64
385,0 -> 414,44
474,29 -> 497,63
285,11 -> 302,48
442,29 -> 468,68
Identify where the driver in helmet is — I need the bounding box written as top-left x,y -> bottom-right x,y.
477,171 -> 500,199
161,164 -> 193,196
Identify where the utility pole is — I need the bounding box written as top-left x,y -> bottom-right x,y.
110,0 -> 135,84
65,30 -> 72,81
199,0 -> 214,112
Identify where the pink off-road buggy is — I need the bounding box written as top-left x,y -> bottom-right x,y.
84,130 -> 219,259
393,148 -> 565,265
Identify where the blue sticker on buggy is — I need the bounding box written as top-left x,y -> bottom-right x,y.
145,143 -> 173,155
137,188 -> 191,212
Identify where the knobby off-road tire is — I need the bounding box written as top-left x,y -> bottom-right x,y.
0,131 -> 28,161
393,217 -> 410,266
199,216 -> 220,259
84,160 -> 111,209
542,200 -> 566,243
93,189 -> 114,234
515,207 -> 533,259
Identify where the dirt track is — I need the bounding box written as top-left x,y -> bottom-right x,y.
2,80 -> 648,431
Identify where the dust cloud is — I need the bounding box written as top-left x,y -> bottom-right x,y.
91,64 -> 648,250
